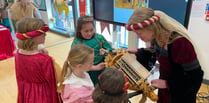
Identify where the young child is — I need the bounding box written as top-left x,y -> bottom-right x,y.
71,15 -> 112,85
58,44 -> 105,103
15,18 -> 60,103
0,8 -> 12,32
92,68 -> 129,103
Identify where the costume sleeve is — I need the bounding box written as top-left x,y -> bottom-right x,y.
61,85 -> 94,103
101,35 -> 112,50
135,48 -> 156,71
171,38 -> 200,71
43,57 -> 59,103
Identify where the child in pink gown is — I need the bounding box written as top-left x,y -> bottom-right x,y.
57,44 -> 105,103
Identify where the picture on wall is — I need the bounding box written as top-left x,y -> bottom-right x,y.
34,0 -> 46,11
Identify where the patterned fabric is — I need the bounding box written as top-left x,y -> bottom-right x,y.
71,33 -> 112,85
15,51 -> 60,103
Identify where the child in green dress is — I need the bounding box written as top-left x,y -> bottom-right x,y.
71,15 -> 112,85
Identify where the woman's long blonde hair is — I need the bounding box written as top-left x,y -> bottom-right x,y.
57,44 -> 94,92
127,7 -> 208,79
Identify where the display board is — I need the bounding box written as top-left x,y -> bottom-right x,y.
93,0 -> 192,27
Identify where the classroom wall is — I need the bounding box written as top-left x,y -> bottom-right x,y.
188,0 -> 209,82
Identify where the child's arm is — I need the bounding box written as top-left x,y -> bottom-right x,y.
126,49 -> 138,54
100,48 -> 108,55
90,63 -> 105,71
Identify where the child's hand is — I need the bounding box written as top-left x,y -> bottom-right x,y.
151,79 -> 168,89
100,48 -> 108,55
91,63 -> 105,71
126,49 -> 138,54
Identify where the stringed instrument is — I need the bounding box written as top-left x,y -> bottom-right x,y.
105,49 -> 158,102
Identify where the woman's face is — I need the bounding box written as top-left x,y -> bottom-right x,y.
80,23 -> 95,39
134,29 -> 155,42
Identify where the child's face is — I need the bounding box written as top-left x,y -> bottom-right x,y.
32,33 -> 46,45
80,23 -> 94,39
80,53 -> 94,71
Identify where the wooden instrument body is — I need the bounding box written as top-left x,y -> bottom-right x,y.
105,50 -> 158,102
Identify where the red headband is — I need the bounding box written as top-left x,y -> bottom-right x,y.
16,24 -> 49,40
125,15 -> 160,31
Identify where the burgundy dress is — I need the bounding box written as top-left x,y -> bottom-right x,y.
15,51 -> 60,103
136,32 -> 203,103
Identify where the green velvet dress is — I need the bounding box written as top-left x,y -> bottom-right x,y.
71,33 -> 112,85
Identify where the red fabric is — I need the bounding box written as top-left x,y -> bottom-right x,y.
157,37 -> 198,103
157,57 -> 171,103
16,24 -> 49,40
0,25 -> 15,60
79,0 -> 86,16
125,15 -> 160,31
15,51 -> 60,103
171,37 -> 197,64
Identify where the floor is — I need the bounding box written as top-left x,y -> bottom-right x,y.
0,31 -> 208,103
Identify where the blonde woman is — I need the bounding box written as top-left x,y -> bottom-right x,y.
126,7 -> 204,103
15,18 -> 60,103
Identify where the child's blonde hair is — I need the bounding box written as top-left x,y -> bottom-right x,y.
57,44 -> 94,92
16,17 -> 45,50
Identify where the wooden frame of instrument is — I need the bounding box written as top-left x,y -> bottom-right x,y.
114,53 -> 151,85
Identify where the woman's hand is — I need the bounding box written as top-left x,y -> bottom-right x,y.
100,48 -> 109,55
151,79 -> 168,89
126,49 -> 138,54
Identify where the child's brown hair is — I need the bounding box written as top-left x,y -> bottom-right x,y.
92,68 -> 128,103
